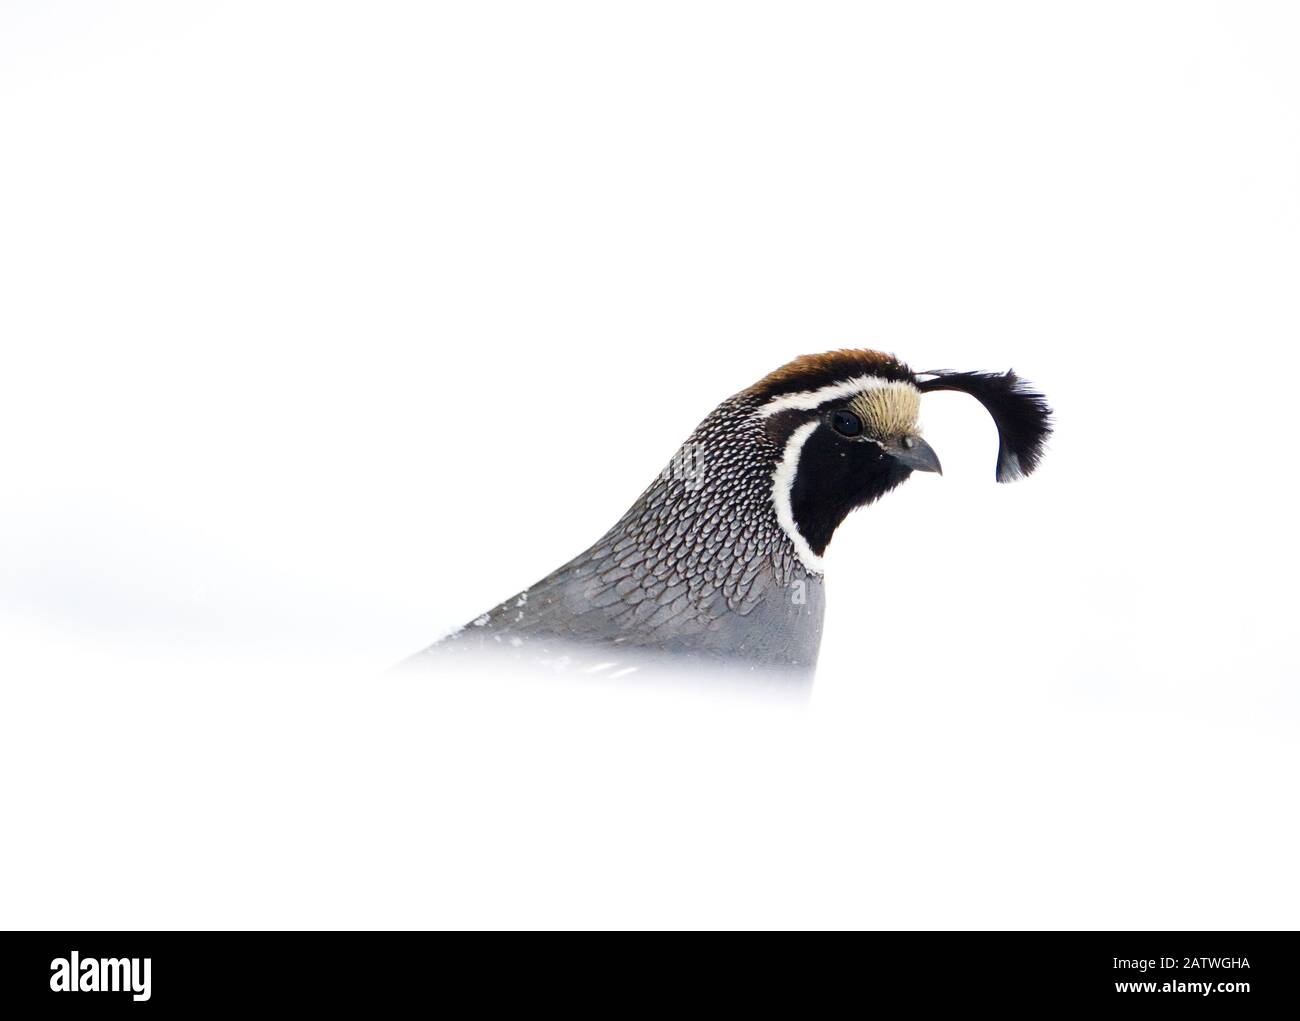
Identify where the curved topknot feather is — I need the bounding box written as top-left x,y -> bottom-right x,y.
917,370 -> 1053,482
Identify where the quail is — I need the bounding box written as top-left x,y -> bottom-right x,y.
409,349 -> 1051,679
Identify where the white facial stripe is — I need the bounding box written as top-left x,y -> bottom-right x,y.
756,374 -> 904,418
771,420 -> 826,575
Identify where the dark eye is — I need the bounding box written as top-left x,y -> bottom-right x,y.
830,409 -> 863,437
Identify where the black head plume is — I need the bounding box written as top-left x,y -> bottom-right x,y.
916,370 -> 1052,482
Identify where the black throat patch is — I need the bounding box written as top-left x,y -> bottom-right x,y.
788,421 -> 913,556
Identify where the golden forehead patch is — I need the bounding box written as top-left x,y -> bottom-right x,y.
847,383 -> 921,438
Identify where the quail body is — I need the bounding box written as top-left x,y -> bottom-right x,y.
411,349 -> 1051,679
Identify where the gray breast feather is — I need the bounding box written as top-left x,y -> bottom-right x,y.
419,393 -> 825,673
437,556 -> 824,672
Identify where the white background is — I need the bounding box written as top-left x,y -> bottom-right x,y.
2,1 -> 1297,929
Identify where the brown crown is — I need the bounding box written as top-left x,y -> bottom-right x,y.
745,348 -> 915,401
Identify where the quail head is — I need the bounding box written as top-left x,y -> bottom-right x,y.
412,349 -> 1051,679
